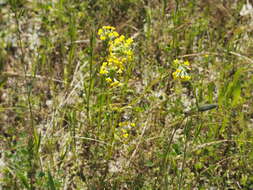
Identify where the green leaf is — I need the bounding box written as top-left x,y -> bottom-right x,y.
198,104 -> 218,112
231,82 -> 242,107
16,172 -> 29,189
47,170 -> 56,190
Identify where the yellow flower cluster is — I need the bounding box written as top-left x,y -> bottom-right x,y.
98,26 -> 119,41
98,26 -> 134,87
118,122 -> 136,139
172,59 -> 191,81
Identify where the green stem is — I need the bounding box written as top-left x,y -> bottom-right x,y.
87,30 -> 95,127
178,118 -> 189,190
192,83 -> 199,109
160,115 -> 187,189
11,6 -> 37,189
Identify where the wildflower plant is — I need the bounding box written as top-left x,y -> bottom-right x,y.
172,59 -> 191,81
98,26 -> 134,87
116,121 -> 136,140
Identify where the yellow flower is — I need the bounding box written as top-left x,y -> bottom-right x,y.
183,60 -> 190,66
102,62 -> 108,67
121,129 -> 129,138
117,68 -> 123,74
103,26 -> 115,30
126,38 -> 133,45
172,68 -> 182,79
99,62 -> 109,75
122,133 -> 129,138
126,50 -> 133,56
183,75 -> 191,80
98,28 -> 103,35
119,122 -> 125,127
130,123 -> 136,127
119,35 -> 125,41
112,31 -> 119,37
173,59 -> 180,65
105,77 -> 112,83
110,79 -> 122,87
100,68 -> 108,75
100,35 -> 106,41
108,32 -> 118,38
113,38 -> 120,45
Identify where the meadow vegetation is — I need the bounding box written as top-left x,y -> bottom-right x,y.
1,0 -> 253,189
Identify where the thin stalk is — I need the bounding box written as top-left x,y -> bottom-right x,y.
162,0 -> 168,17
11,6 -> 38,190
12,7 -> 35,136
178,118 -> 189,190
160,115 -> 187,189
192,83 -> 199,109
87,30 -> 95,126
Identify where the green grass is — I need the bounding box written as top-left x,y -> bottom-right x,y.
1,0 -> 253,189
